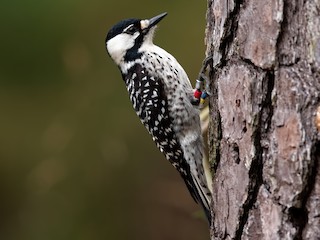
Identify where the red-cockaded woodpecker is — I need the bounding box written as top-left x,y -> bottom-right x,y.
105,12 -> 212,222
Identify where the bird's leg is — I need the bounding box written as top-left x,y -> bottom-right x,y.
198,56 -> 213,133
191,55 -> 213,107
199,55 -> 213,96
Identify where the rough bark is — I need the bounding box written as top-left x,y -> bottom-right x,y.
205,0 -> 320,239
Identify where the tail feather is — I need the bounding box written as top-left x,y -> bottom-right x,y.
181,171 -> 212,224
191,174 -> 212,223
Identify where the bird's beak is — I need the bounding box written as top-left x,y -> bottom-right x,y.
140,12 -> 167,31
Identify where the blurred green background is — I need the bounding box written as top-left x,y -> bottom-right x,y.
0,0 -> 208,239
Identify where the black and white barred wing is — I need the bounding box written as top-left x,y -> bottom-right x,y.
123,63 -> 211,220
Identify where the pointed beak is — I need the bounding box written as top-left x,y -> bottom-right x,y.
140,12 -> 167,31
148,12 -> 167,28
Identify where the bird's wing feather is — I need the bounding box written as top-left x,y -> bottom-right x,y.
123,63 -> 211,221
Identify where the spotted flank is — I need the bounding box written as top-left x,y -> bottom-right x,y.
124,63 -> 211,221
125,63 -> 184,163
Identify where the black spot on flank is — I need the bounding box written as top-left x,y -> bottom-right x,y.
152,52 -> 159,57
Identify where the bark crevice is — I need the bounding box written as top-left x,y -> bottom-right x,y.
206,0 -> 320,239
293,141 -> 320,239
235,69 -> 275,239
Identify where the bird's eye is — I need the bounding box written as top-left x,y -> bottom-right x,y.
125,26 -> 136,35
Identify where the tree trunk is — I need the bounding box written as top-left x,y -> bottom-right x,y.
205,0 -> 320,239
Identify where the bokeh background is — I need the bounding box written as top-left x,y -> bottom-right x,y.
0,1 -> 209,239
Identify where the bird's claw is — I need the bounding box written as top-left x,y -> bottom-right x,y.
192,55 -> 213,107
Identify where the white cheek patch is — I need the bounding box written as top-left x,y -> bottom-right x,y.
132,31 -> 140,40
107,33 -> 135,65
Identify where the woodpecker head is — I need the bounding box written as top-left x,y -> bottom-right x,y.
106,12 -> 167,65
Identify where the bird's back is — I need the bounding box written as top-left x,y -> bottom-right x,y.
121,45 -> 212,221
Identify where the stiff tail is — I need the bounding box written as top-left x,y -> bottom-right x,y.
182,169 -> 212,224
191,175 -> 212,223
